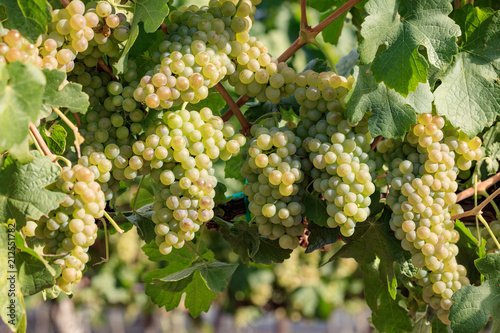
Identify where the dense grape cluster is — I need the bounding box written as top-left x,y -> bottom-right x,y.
295,71 -> 376,237
378,113 -> 480,324
22,165 -> 105,292
133,0 -> 259,107
241,120 -> 306,249
227,37 -> 296,103
147,108 -> 246,254
0,29 -> 43,66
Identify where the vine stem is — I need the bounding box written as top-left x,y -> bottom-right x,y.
29,123 -> 56,162
371,135 -> 383,150
94,218 -> 109,265
223,0 -> 360,122
103,210 -> 124,234
215,83 -> 252,133
481,190 -> 500,219
52,107 -> 84,158
29,129 -> 45,157
478,214 -> 500,251
72,112 -> 82,127
300,0 -> 308,29
98,58 -> 118,81
60,0 -> 69,7
160,23 -> 168,35
456,171 -> 500,202
451,187 -> 500,221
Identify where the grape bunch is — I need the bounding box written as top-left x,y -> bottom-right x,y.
133,0 -> 258,107
294,71 -> 376,237
0,29 -> 43,67
22,165 -> 106,293
241,120 -> 306,249
227,37 -> 297,104
481,220 -> 500,253
143,108 -> 245,254
379,113 -> 480,324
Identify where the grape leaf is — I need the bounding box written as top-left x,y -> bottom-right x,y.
454,220 -> 482,285
450,253 -> 500,333
183,271 -> 218,317
123,211 -> 156,244
188,90 -> 226,115
346,65 -> 433,139
214,218 -> 260,265
433,6 -> 500,138
244,101 -> 279,123
252,237 -> 292,264
0,221 -> 26,332
41,69 -> 89,116
120,0 -> 171,63
0,0 -> 51,43
0,154 -> 66,227
16,252 -> 61,296
40,124 -> 67,155
359,0 -> 460,96
485,143 -> 500,176
224,151 -> 244,179
305,221 -> 340,253
362,262 -> 413,333
0,62 -> 46,153
303,192 -> 329,227
336,49 -> 359,77
321,9 -> 347,46
306,0 -> 338,12
8,139 -> 34,164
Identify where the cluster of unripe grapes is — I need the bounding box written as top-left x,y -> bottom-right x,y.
133,0 -> 259,107
378,113 -> 483,324
481,220 -> 500,253
22,165 -> 105,292
147,108 -> 246,254
241,119 -> 306,249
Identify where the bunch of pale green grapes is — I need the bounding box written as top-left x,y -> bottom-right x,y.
0,29 -> 44,66
380,113 -> 474,324
226,37 -> 296,104
294,71 -> 377,237
442,126 -> 483,171
144,108 -> 245,254
240,120 -> 306,250
22,165 -> 105,293
39,0 -> 129,72
133,0 -> 258,108
68,60 -> 112,107
481,220 -> 500,253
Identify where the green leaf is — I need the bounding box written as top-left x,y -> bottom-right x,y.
0,154 -> 66,227
362,261 -> 413,333
433,7 -> 500,138
41,69 -> 89,115
485,142 -> 500,175
129,22 -> 165,60
450,253 -> 500,333
0,221 -> 26,332
224,153 -> 244,179
183,271 -> 218,317
346,65 -> 433,139
120,0 -> 170,63
8,139 -> 34,163
0,0 -> 51,43
307,0 -> 338,12
321,9 -> 347,46
123,211 -> 156,244
302,192 -> 329,227
302,58 -> 331,73
454,220 -> 482,285
252,237 -> 292,264
188,90 -> 226,115
0,62 -> 46,153
305,221 -> 340,253
215,218 -> 260,265
359,0 -> 460,96
214,182 -> 229,205
244,101 -> 279,123
16,252 -> 61,296
40,124 -> 67,155
336,49 -> 359,77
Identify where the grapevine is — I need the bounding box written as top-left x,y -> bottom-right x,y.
1,0 -> 500,332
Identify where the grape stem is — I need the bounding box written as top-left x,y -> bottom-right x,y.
371,135 -> 383,150
222,0 -> 362,122
29,123 -> 56,162
186,241 -> 207,265
103,210 -> 124,234
454,0 -> 462,9
456,171 -> 500,202
160,23 -> 169,35
478,214 -> 500,251
28,129 -> 45,157
481,190 -> 500,220
97,58 -> 118,81
215,83 -> 252,133
52,107 -> 84,159
451,187 -> 500,221
60,0 -> 69,7
132,176 -> 145,213
72,112 -> 82,127
94,218 -> 109,265
300,0 -> 309,29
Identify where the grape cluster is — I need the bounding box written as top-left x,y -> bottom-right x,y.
227,37 -> 296,103
442,127 -> 482,171
241,120 -> 306,249
145,108 -> 245,254
0,29 -> 43,66
68,60 -> 112,107
133,0 -> 258,107
379,113 -> 476,324
481,220 -> 500,253
295,71 -> 376,237
22,165 -> 106,293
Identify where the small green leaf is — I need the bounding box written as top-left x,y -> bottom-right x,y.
0,154 -> 66,227
454,220 -> 482,285
359,0 -> 460,96
336,49 -> 359,77
123,211 -> 156,244
0,62 -> 46,153
450,253 -> 500,333
305,221 -> 340,253
16,252 -> 61,296
41,69 -> 89,115
321,9 -> 347,46
252,237 -> 292,264
215,218 -> 260,265
0,0 -> 51,43
183,271 -> 218,317
244,101 -> 279,123
214,182 -> 229,205
188,90 -> 226,115
303,192 -> 329,227
41,124 -> 67,155
224,153 -> 244,179
302,58 -> 331,73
